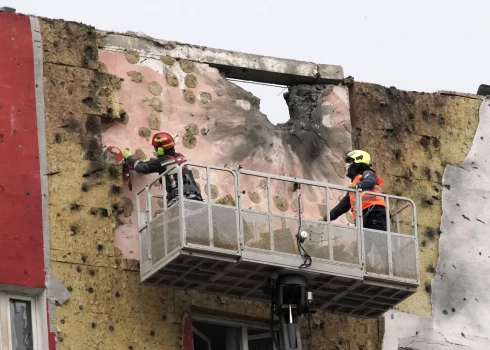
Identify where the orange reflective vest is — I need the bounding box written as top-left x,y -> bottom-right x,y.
348,171 -> 386,221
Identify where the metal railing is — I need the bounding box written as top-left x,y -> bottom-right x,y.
137,163 -> 242,280
360,190 -> 419,283
237,168 -> 363,267
137,162 -> 419,285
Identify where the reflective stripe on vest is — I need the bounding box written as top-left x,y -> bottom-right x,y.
165,153 -> 186,166
348,173 -> 386,221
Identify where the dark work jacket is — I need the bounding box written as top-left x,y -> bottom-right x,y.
126,152 -> 202,200
325,169 -> 384,221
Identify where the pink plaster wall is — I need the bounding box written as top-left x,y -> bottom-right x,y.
99,50 -> 352,259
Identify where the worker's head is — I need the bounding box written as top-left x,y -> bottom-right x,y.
151,132 -> 175,156
345,150 -> 371,166
345,150 -> 372,178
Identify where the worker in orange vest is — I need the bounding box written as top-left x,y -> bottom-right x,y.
324,150 -> 387,231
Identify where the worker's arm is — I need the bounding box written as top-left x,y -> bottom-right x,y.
324,193 -> 350,221
123,149 -> 159,174
355,170 -> 377,191
125,155 -> 153,173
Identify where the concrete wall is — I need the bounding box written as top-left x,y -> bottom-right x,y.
97,42 -> 353,260
349,82 -> 488,348
11,11 -> 490,350
37,18 -> 382,350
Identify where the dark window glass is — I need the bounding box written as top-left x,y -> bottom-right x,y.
9,299 -> 34,350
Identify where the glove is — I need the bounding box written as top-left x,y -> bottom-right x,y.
123,149 -> 132,159
348,183 -> 357,189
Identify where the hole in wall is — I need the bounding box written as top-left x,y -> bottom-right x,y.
230,79 -> 290,125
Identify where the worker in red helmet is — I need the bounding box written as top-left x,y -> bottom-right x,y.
123,132 -> 203,206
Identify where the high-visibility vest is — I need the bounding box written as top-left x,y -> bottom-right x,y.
348,171 -> 386,221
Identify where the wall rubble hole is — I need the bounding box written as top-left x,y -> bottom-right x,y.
230,79 -> 290,125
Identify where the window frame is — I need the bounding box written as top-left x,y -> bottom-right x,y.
190,313 -> 279,350
191,326 -> 212,350
0,291 -> 45,350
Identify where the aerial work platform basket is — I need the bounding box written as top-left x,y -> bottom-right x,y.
136,163 -> 419,319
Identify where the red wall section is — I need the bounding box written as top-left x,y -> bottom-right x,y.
0,12 -> 45,288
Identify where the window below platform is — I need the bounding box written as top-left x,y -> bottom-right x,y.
185,313 -> 281,350
0,292 -> 44,350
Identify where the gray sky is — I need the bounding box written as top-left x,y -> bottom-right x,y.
13,0 -> 490,124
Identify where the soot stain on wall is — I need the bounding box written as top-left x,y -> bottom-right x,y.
207,80 -> 347,180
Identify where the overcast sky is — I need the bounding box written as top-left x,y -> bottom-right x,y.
12,0 -> 490,124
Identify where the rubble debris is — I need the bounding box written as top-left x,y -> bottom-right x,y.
125,50 -> 140,64
273,196 -> 288,211
160,55 -> 175,66
165,72 -> 179,87
190,167 -> 200,179
215,195 -> 235,206
292,198 -> 304,213
127,71 -> 143,83
184,123 -> 199,135
248,191 -> 261,203
183,133 -> 197,149
138,127 -> 151,140
184,74 -> 197,88
210,184 -> 219,199
200,92 -> 212,104
179,59 -> 195,73
148,81 -> 163,96
183,89 -> 196,104
147,113 -> 161,130
149,97 -> 163,112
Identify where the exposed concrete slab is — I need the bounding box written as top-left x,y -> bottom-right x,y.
317,64 -> 344,82
436,90 -> 482,100
98,31 -> 344,85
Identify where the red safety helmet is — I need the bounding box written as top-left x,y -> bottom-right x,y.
151,132 -> 175,150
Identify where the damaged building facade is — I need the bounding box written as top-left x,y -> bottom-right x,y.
1,8 -> 489,350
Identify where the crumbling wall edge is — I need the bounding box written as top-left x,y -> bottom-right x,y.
97,30 -> 344,85
30,15 -> 56,350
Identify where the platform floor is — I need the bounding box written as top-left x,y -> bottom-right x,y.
143,249 -> 417,319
